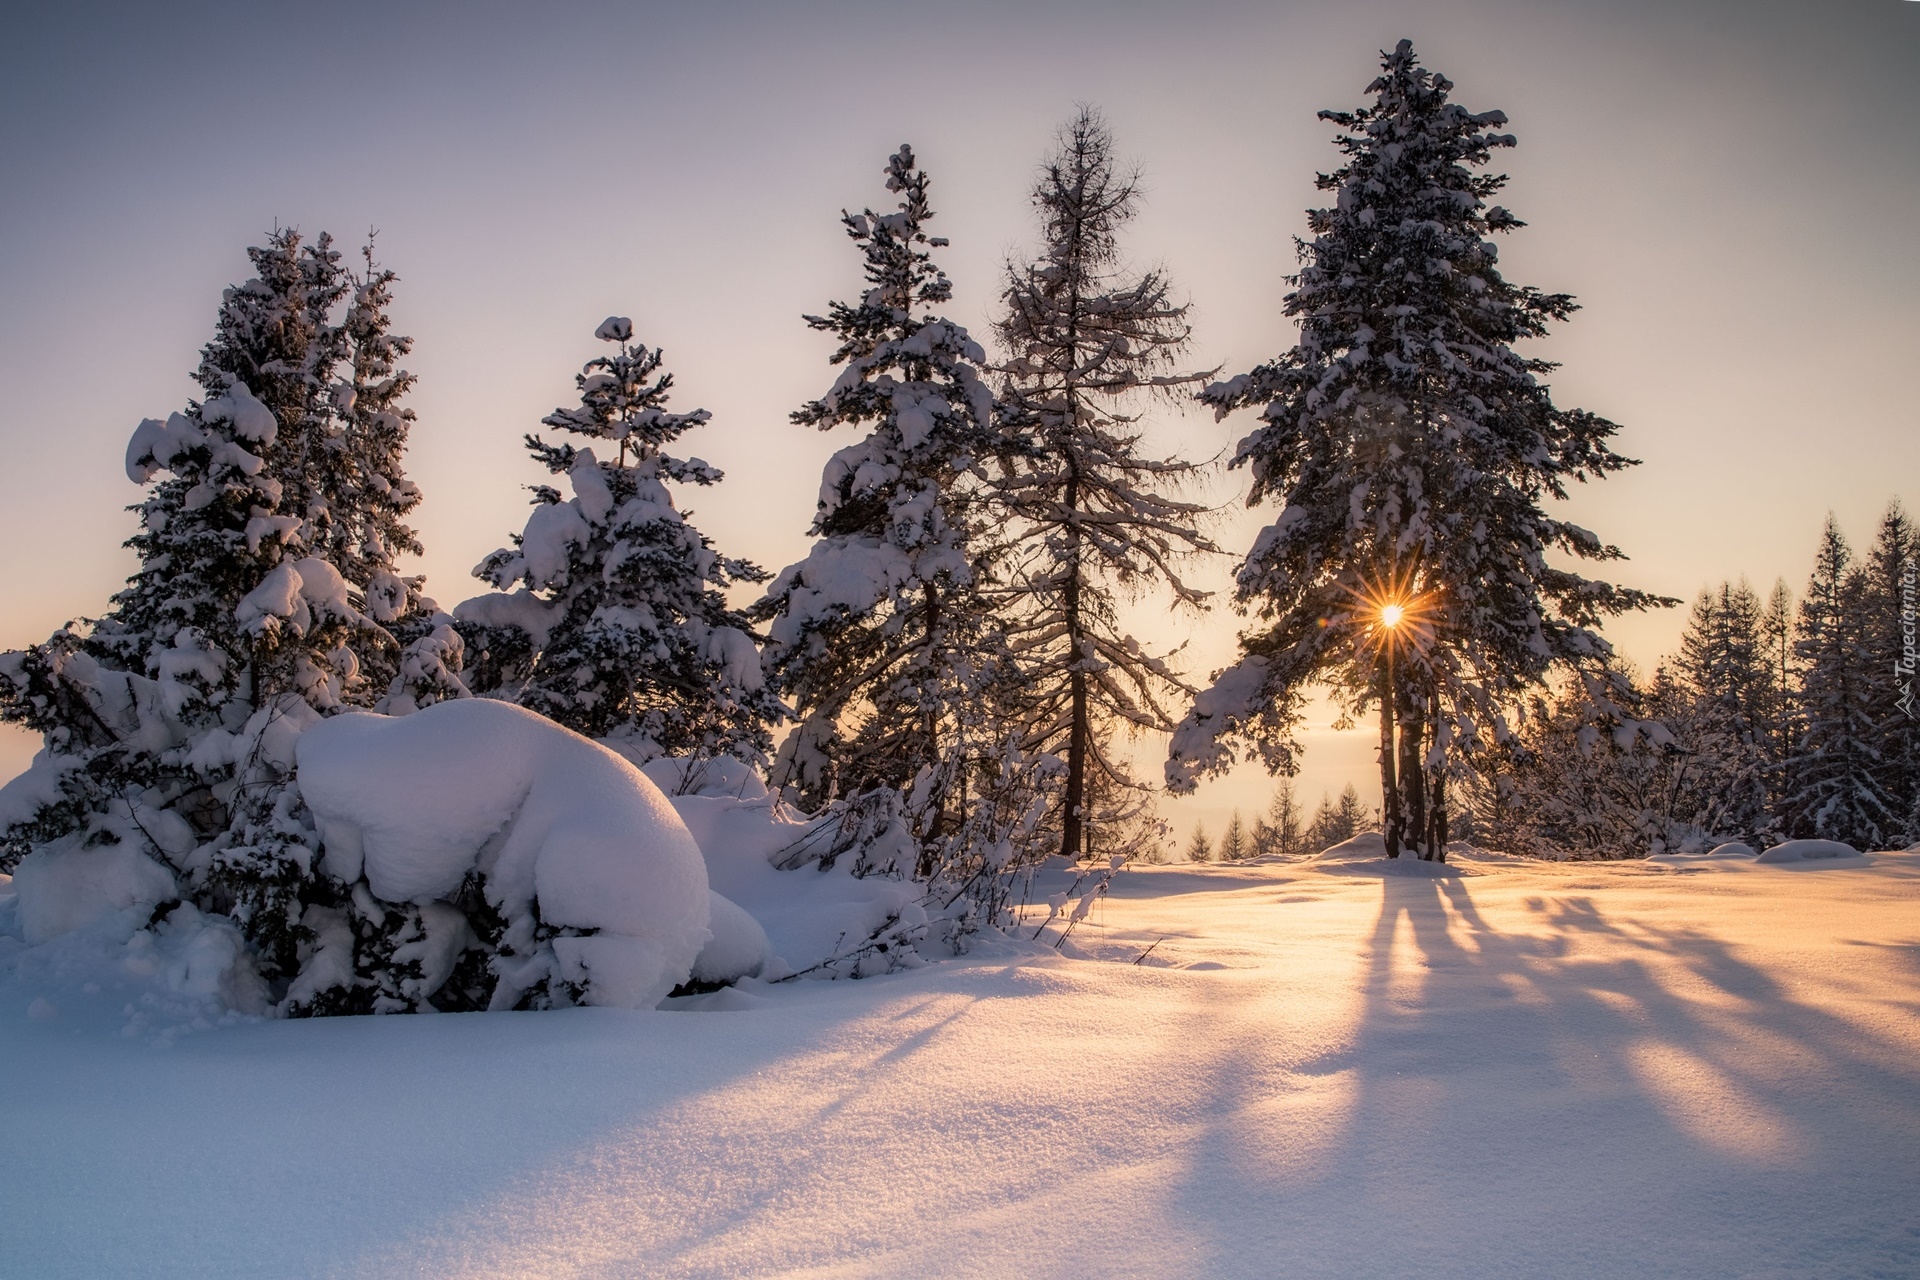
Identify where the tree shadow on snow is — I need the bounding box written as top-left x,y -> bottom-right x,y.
1161,870 -> 1920,1278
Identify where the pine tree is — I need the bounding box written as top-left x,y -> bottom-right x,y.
1756,578 -> 1798,815
755,145 -> 1060,952
1,229 -> 459,1012
1167,40 -> 1672,860
989,107 -> 1216,864
1859,502 -> 1918,844
1252,779 -> 1306,857
757,145 -> 1003,816
1185,821 -> 1213,863
469,317 -> 779,769
1218,810 -> 1250,861
1783,516 -> 1894,847
1672,582 -> 1769,841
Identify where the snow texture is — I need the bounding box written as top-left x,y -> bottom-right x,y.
4,845 -> 1918,1277
295,700 -> 711,1009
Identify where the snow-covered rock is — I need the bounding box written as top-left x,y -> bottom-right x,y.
296,700 -> 712,1009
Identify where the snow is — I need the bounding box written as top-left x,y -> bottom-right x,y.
124,412 -> 204,483
452,588 -> 561,648
232,556 -> 368,637
688,890 -> 772,985
1753,837 -> 1865,864
666,791 -> 922,980
0,748 -> 79,829
10,837 -> 177,946
295,700 -> 712,1009
200,381 -> 278,445
3,846 -> 1916,1276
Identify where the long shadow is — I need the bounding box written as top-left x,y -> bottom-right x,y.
1163,866 -> 1920,1278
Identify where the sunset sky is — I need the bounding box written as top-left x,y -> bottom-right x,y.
3,0 -> 1915,840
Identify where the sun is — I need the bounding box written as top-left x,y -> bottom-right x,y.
1380,602 -> 1405,629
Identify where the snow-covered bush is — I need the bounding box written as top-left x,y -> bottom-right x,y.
293,699 -> 712,1011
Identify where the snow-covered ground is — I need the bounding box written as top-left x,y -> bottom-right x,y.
6,844 -> 1919,1278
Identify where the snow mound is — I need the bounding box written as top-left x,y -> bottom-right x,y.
690,891 -> 772,985
11,838 -> 179,946
1309,831 -> 1464,876
669,792 -> 926,979
1754,839 -> 1863,864
1312,832 -> 1389,862
1647,842 -> 1762,871
638,754 -> 769,800
296,700 -> 711,1009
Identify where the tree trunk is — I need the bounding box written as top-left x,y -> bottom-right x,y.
1398,687 -> 1427,859
1059,390 -> 1087,863
1427,685 -> 1447,860
1380,650 -> 1402,857
920,581 -> 945,871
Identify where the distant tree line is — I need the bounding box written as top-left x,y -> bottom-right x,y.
1470,506 -> 1916,857
1181,781 -> 1371,864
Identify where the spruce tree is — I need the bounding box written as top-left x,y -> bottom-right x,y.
1673,582 -> 1769,841
757,145 -> 1003,817
1185,822 -> 1212,863
755,145 -> 1063,951
989,107 -> 1216,864
470,317 -> 779,769
1218,810 -> 1250,860
1756,578 -> 1798,814
1860,502 -> 1917,843
1783,516 -> 1895,846
1167,40 -> 1672,859
1,229 -> 461,1011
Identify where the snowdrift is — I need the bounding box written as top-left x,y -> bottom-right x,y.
295,699 -> 713,1009
1752,838 -> 1864,864
1309,831 -> 1466,875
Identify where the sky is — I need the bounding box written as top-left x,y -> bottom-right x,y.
2,0 -> 1916,844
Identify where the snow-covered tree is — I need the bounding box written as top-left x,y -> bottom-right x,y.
1305,784 -> 1369,851
1783,517 -> 1896,846
757,145 -> 1004,814
1859,502 -> 1917,844
1756,578 -> 1798,804
1672,582 -> 1770,841
755,145 -> 1060,955
0,229 -> 466,1012
989,108 -> 1216,863
467,318 -> 780,770
1467,665 -> 1688,858
1252,780 -> 1306,857
1167,40 -> 1672,860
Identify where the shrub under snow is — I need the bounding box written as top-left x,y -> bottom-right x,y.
294,699 -> 713,1010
